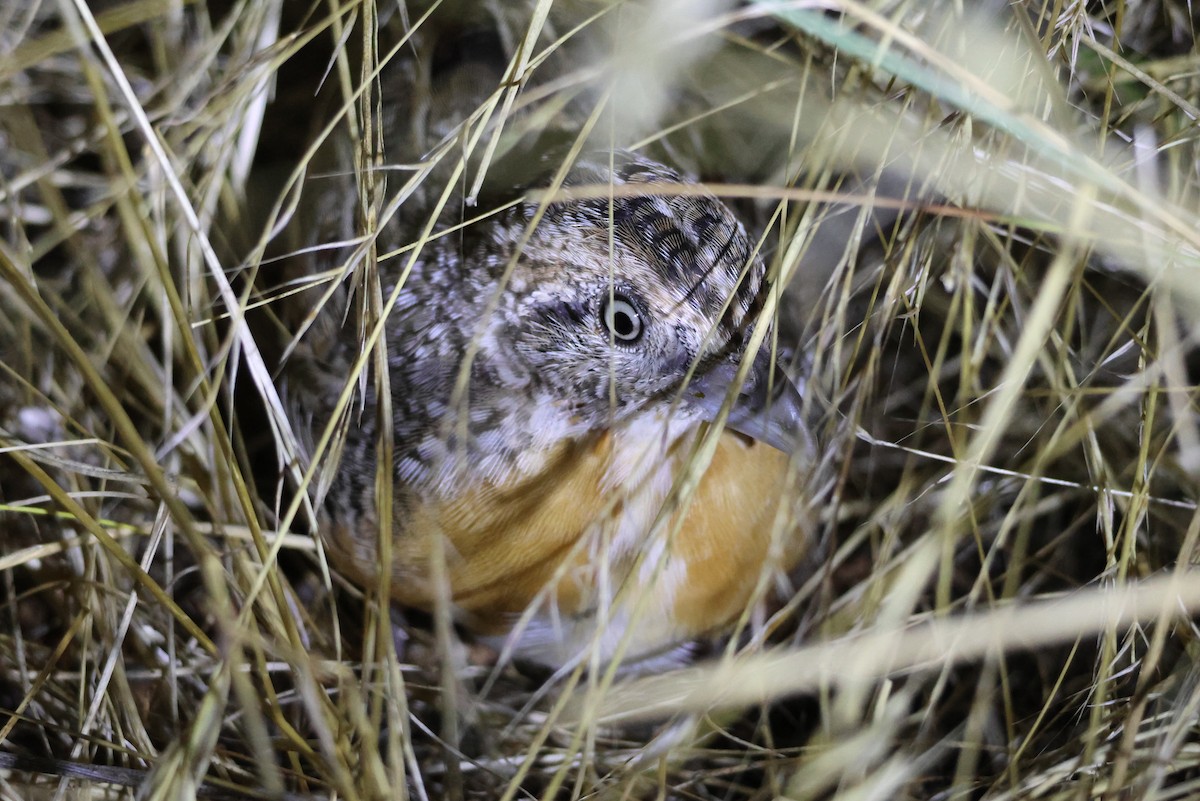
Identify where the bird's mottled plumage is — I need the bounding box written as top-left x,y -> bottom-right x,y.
305,151 -> 807,668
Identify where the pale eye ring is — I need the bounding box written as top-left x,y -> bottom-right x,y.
600,294 -> 644,344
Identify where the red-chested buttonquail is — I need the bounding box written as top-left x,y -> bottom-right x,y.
300,146 -> 810,669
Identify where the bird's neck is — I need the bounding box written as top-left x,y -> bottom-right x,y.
416,393 -> 699,495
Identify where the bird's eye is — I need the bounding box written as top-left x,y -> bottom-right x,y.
600,294 -> 644,344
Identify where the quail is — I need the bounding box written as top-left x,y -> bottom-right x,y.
296,146 -> 811,671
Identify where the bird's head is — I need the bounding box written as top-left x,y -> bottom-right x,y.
471,153 -> 804,454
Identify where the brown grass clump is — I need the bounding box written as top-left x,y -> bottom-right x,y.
2,1 -> 1199,799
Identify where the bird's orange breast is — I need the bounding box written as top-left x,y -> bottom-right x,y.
665,433 -> 795,636
324,426 -> 798,651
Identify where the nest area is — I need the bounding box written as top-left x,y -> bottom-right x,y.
2,1 -> 1199,799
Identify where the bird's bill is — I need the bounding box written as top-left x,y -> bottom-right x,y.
683,350 -> 809,455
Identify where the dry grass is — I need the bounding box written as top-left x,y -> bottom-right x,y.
2,0 -> 1200,799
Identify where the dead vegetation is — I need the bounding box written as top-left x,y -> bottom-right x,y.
2,1 -> 1200,799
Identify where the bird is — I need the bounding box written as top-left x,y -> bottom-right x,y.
294,148 -> 812,672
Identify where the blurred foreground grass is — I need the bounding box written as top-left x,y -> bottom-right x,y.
2,1 -> 1199,799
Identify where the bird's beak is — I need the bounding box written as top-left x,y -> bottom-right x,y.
683,348 -> 809,455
